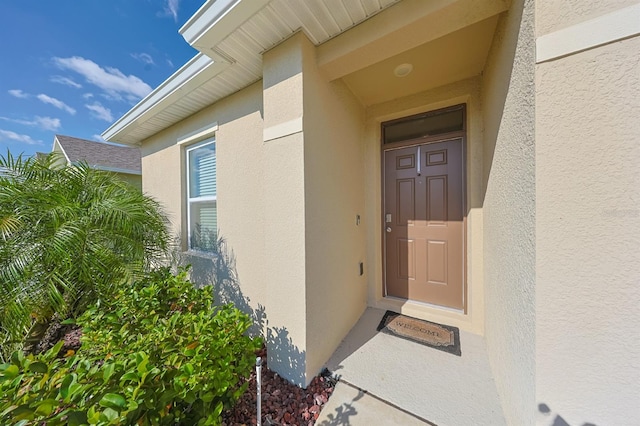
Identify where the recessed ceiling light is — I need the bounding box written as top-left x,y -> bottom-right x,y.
394,63 -> 413,77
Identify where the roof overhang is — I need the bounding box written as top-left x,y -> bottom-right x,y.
103,0 -> 268,145
180,0 -> 270,53
102,54 -> 223,144
103,0 -> 508,145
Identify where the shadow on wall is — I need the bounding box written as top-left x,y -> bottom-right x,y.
538,403 -> 598,426
170,234 -> 307,387
480,2 -> 523,205
170,234 -> 265,337
266,326 -> 306,388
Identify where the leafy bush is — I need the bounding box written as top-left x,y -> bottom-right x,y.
0,152 -> 170,361
0,268 -> 261,425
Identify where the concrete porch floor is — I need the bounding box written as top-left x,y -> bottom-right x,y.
319,308 -> 506,425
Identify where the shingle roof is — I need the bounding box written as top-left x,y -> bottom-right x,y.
54,135 -> 141,174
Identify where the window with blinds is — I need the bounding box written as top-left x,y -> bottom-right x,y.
186,139 -> 217,252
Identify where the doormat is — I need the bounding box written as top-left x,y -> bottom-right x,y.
376,311 -> 461,356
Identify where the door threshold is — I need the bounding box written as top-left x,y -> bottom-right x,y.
385,295 -> 465,314
373,296 -> 480,334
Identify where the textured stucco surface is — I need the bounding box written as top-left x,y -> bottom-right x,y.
535,0 -> 639,36
301,34 -> 368,382
535,35 -> 640,426
363,77 -> 486,334
481,0 -> 536,424
140,136 -> 182,230
122,1 -> 640,423
262,36 -> 309,386
140,81 -> 268,335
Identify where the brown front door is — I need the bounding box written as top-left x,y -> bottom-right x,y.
384,138 -> 464,309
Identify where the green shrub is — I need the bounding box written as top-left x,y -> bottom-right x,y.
0,267 -> 261,425
0,151 -> 170,361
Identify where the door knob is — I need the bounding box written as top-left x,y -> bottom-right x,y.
386,227 -> 392,233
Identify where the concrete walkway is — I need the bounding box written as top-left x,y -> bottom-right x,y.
319,308 -> 506,426
316,381 -> 432,425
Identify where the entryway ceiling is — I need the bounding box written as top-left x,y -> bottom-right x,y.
342,16 -> 499,106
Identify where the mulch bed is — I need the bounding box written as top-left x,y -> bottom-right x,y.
33,321 -> 82,356
223,347 -> 337,426
39,324 -> 337,426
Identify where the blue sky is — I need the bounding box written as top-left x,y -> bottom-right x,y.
0,0 -> 204,157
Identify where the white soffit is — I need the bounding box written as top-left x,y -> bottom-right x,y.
103,0 -> 401,145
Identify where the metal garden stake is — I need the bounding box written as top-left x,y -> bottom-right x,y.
256,357 -> 262,426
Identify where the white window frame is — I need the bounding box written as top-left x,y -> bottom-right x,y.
185,138 -> 216,252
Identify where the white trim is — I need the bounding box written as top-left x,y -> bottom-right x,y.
180,0 -> 241,45
536,3 -> 640,63
178,122 -> 219,146
102,54 -> 229,143
185,139 -> 217,251
180,0 -> 270,52
81,165 -> 141,175
263,117 -> 303,142
104,0 -> 266,145
52,137 -> 71,164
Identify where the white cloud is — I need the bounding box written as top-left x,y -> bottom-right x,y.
8,89 -> 29,99
0,116 -> 61,132
82,93 -> 94,99
0,129 -> 41,145
163,0 -> 180,21
166,58 -> 175,68
36,94 -> 76,115
100,92 -> 123,102
53,56 -> 152,101
34,117 -> 61,131
131,52 -> 155,65
92,134 -> 105,142
85,102 -> 113,122
50,75 -> 82,88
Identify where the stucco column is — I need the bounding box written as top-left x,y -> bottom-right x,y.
262,33 -> 309,387
535,2 -> 640,425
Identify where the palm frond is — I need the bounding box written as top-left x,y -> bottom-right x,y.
0,151 -> 170,359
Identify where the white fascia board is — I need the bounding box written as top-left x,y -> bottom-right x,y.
102,53 -> 228,143
52,137 -> 71,163
75,163 -> 142,175
180,0 -> 270,53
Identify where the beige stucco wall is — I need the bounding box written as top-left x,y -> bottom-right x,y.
261,33 -> 370,385
363,76 -> 486,334
535,0 -> 639,36
535,28 -> 640,426
481,0 -> 536,424
139,32 -> 368,387
117,1 -> 638,422
262,35 -> 308,386
301,34 -> 368,380
140,81 -> 267,334
141,136 -> 180,233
